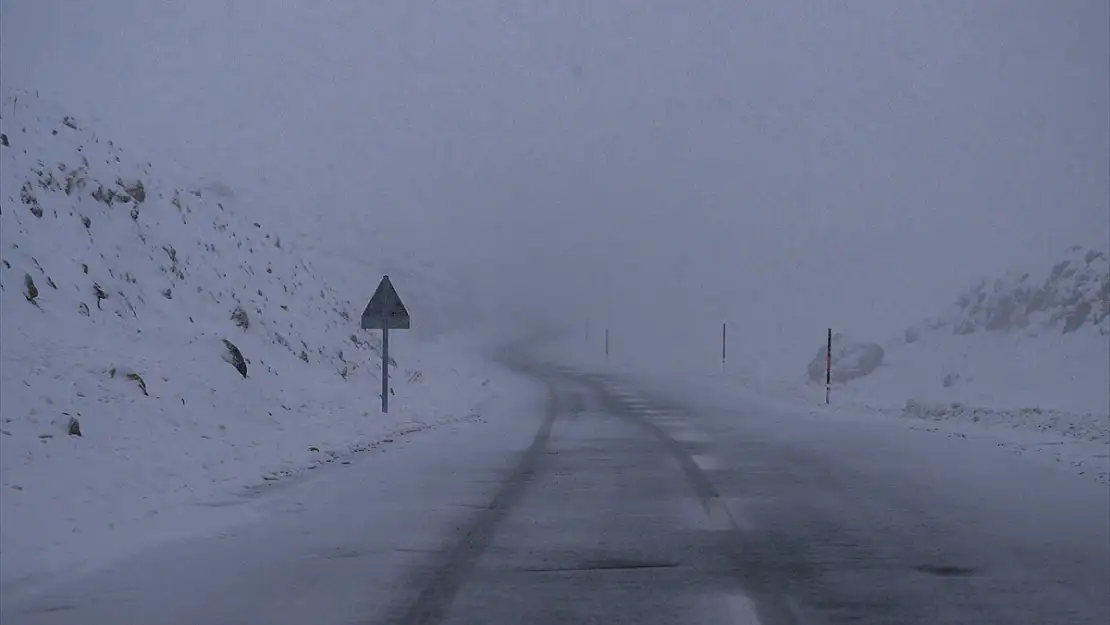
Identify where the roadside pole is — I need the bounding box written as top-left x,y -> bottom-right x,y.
825,328 -> 832,405
722,322 -> 727,373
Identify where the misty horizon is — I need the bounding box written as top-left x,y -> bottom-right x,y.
3,0 -> 1107,366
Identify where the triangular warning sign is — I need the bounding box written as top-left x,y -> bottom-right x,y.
361,275 -> 410,330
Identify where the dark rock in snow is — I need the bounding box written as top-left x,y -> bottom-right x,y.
222,339 -> 248,378
808,334 -> 884,384
231,306 -> 249,330
68,416 -> 82,437
1063,301 -> 1092,334
942,372 -> 966,388
24,274 -> 38,302
118,179 -> 146,203
127,373 -> 149,396
953,319 -> 976,335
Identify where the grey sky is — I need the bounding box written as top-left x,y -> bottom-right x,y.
3,0 -> 1107,369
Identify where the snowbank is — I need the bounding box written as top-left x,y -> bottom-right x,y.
0,91 -> 529,587
841,329 -> 1109,415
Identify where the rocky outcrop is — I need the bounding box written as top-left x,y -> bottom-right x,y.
940,247 -> 1109,338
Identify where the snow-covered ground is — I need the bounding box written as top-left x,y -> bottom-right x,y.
836,343 -> 1109,485
847,331 -> 1108,415
856,245 -> 1109,409
821,249 -> 1110,482
0,91 -> 535,589
540,248 -> 1110,486
2,0 -> 1106,603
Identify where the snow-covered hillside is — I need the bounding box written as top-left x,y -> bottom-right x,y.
910,245 -> 1109,339
844,245 -> 1110,414
802,248 -> 1110,480
0,91 -> 525,586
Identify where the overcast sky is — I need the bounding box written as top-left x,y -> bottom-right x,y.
3,0 -> 1107,371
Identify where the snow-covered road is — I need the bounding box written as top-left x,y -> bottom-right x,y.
3,362 -> 1107,625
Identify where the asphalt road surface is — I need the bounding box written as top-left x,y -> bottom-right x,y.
2,362 -> 1107,624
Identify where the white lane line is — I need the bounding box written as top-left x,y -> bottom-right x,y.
671,428 -> 711,444
692,454 -> 722,470
703,496 -> 757,532
704,496 -> 737,530
722,497 -> 757,531
655,414 -> 687,423
723,594 -> 764,625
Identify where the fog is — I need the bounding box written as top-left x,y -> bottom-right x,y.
4,0 -> 1107,373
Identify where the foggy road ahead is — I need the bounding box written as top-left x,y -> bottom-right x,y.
3,364 -> 1107,625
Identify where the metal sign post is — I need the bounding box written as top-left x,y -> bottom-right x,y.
382,328 -> 390,413
722,322 -> 727,372
825,328 -> 832,405
360,275 -> 411,414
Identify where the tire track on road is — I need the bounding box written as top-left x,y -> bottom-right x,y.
382,386 -> 560,625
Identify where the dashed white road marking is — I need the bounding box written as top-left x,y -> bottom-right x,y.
723,594 -> 764,624
692,453 -> 722,470
671,428 -> 711,444
722,497 -> 758,531
702,495 -> 757,532
704,496 -> 737,530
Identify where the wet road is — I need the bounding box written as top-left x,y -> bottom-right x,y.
2,364 -> 1107,624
